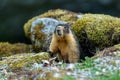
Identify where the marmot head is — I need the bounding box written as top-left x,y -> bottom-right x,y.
54,24 -> 70,37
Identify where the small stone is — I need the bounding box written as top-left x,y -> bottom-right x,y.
51,66 -> 59,72
113,67 -> 117,70
76,69 -> 81,74
107,65 -> 112,70
32,63 -> 43,69
110,60 -> 116,66
113,52 -> 117,55
42,60 -> 50,67
102,68 -> 106,73
95,71 -> 100,75
118,67 -> 120,70
66,72 -> 72,75
66,64 -> 75,71
53,73 -> 60,78
39,52 -> 47,55
77,14 -> 83,18
109,52 -> 112,55
115,60 -> 120,65
58,62 -> 63,65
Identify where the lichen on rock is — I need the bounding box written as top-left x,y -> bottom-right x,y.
73,14 -> 120,53
0,52 -> 50,70
93,43 -> 120,59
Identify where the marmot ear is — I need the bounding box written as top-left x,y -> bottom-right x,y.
64,24 -> 70,33
65,27 -> 69,33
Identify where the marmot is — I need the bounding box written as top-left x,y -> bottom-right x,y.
49,24 -> 80,63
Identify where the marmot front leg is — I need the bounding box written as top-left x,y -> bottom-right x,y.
49,39 -> 58,57
49,45 -> 60,62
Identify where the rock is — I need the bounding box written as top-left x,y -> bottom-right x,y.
0,52 -> 50,70
41,60 -> 50,67
0,49 -> 120,80
0,42 -> 32,57
66,64 -> 75,71
24,9 -> 120,57
73,14 -> 120,55
93,43 -> 120,58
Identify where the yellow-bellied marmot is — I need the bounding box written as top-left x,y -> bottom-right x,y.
49,24 -> 80,63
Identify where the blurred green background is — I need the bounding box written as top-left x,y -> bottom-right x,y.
0,0 -> 120,43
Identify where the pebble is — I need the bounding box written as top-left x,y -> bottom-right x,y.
53,73 -> 60,78
66,64 -> 75,71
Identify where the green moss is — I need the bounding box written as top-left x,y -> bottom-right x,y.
7,52 -> 50,70
73,14 -> 120,50
61,75 -> 76,80
24,16 -> 42,38
31,22 -> 47,52
92,43 -> 120,59
0,42 -> 31,57
24,10 -> 120,54
40,9 -> 78,25
33,22 -> 46,42
0,54 -> 29,68
114,44 -> 120,50
24,9 -> 78,38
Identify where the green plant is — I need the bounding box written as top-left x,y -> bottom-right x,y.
91,71 -> 120,80
60,75 -> 76,80
0,73 -> 6,80
60,61 -> 66,69
80,57 -> 94,69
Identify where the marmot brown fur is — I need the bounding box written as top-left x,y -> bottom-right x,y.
49,24 -> 80,63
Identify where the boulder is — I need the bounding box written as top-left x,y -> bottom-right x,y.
24,9 -> 120,57
73,14 -> 120,54
0,52 -> 50,70
0,42 -> 31,57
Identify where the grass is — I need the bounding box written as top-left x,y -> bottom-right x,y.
91,71 -> 120,80
60,75 -> 76,80
75,57 -> 94,69
0,73 -> 6,80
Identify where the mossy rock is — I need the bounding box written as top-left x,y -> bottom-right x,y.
0,42 -> 32,57
24,9 -> 79,38
24,9 -> 120,56
24,9 -> 80,52
0,52 -> 50,70
73,14 -> 120,54
92,43 -> 120,59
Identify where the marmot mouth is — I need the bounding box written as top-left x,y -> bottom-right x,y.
57,33 -> 62,37
57,30 -> 62,36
